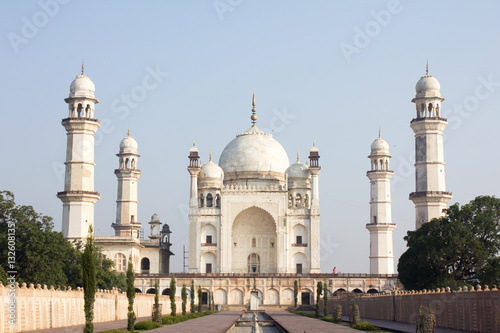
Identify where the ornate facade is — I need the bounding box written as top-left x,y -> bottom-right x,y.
188,95 -> 321,274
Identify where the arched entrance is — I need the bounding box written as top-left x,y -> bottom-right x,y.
231,207 -> 277,273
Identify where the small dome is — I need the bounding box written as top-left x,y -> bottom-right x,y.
370,137 -> 390,155
415,74 -> 441,98
150,213 -> 160,223
286,162 -> 310,179
161,223 -> 171,233
200,160 -> 224,179
69,74 -> 95,98
189,141 -> 199,153
119,135 -> 138,154
310,142 -> 319,153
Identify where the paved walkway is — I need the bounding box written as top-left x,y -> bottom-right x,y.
341,315 -> 472,333
22,316 -> 151,333
267,311 -> 359,333
149,311 -> 242,333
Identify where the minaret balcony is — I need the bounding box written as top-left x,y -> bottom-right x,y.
409,190 -> 452,198
367,170 -> 394,174
62,117 -> 100,123
410,116 -> 447,124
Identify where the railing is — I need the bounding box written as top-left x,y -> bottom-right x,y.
62,117 -> 100,123
57,190 -> 100,196
409,191 -> 452,198
410,116 -> 448,123
135,272 -> 398,279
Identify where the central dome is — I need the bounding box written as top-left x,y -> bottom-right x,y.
219,125 -> 290,184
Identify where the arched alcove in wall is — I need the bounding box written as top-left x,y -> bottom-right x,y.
231,206 -> 277,273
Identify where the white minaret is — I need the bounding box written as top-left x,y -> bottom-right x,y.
366,132 -> 396,274
58,65 -> 100,242
112,131 -> 142,237
409,63 -> 452,229
187,142 -> 201,272
308,142 -> 321,273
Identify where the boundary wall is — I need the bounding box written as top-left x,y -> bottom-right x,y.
0,282 -> 182,333
321,286 -> 500,333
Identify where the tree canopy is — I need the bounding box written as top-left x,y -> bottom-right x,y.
398,195 -> 500,290
0,190 -> 125,290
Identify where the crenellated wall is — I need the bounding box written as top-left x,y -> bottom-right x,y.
321,286 -> 500,333
0,282 -> 182,333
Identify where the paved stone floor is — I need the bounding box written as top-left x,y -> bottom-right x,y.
149,311 -> 243,333
267,311 -> 359,333
22,316 -> 151,333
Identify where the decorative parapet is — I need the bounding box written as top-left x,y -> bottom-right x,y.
222,184 -> 286,192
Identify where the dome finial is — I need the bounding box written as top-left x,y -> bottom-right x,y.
209,150 -> 212,161
127,128 -> 130,137
193,140 -> 196,147
426,59 -> 429,75
313,140 -> 316,147
251,92 -> 257,126
81,60 -> 85,75
297,149 -> 300,162
379,126 -> 381,138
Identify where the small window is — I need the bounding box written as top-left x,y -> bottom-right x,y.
373,216 -> 377,224
252,237 -> 256,248
206,235 -> 212,244
296,263 -> 303,274
296,236 -> 302,244
206,263 -> 212,274
207,193 -> 213,207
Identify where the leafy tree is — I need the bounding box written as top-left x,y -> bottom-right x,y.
190,280 -> 195,313
0,191 -> 125,290
126,255 -> 136,332
82,226 -> 96,333
170,274 -> 176,316
181,283 -> 187,315
323,280 -> 328,316
398,196 -> 500,290
293,280 -> 298,309
315,281 -> 323,317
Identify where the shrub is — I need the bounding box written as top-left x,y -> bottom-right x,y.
100,330 -> 128,333
134,320 -> 162,330
332,304 -> 343,323
351,321 -> 378,331
321,316 -> 332,322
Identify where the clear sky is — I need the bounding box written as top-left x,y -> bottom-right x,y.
1,1 -> 500,274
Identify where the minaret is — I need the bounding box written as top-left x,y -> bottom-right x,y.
308,142 -> 321,273
409,63 -> 452,229
366,132 -> 396,274
112,131 -> 142,237
187,141 -> 201,272
57,65 -> 100,242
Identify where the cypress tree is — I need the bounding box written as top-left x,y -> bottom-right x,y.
126,255 -> 136,332
82,226 -> 96,333
315,281 -> 323,318
197,286 -> 202,312
190,280 -> 195,313
170,274 -> 177,316
293,280 -> 298,309
323,280 -> 328,317
181,283 -> 187,315
152,279 -> 161,324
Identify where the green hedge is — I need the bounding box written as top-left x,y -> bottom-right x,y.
351,321 -> 378,331
134,320 -> 162,330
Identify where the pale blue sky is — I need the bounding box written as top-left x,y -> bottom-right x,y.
1,1 -> 500,273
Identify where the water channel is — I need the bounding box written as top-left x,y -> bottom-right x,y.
226,311 -> 287,333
